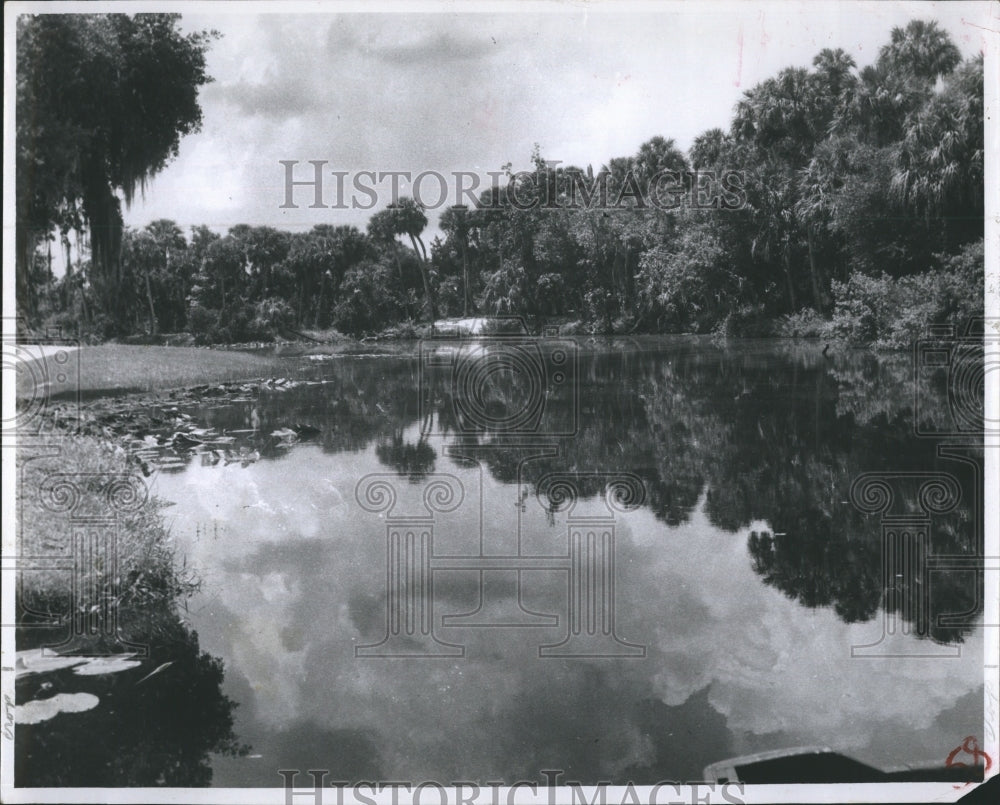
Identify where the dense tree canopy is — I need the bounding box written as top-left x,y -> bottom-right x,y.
21,18 -> 983,347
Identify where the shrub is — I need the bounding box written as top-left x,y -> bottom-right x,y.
187,302 -> 216,343
828,238 -> 984,349
332,260 -> 405,336
378,320 -> 426,340
776,308 -> 831,339
715,303 -> 773,337
635,223 -> 740,333
481,261 -> 529,316
434,276 -> 464,318
250,297 -> 295,340
534,272 -> 567,317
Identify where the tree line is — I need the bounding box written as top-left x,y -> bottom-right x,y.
17,16 -> 984,346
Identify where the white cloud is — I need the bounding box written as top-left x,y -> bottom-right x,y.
122,3 -> 990,239
152,444 -> 984,780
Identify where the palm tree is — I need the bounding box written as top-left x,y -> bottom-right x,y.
812,48 -> 857,135
890,55 -> 984,249
796,137 -> 854,309
732,67 -> 826,311
369,197 -> 438,321
878,19 -> 961,84
689,128 -> 729,171
849,20 -> 962,147
633,136 -> 688,185
440,205 -> 474,316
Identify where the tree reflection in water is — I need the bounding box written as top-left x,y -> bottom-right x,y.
398,340 -> 982,645
16,605 -> 246,787
180,341 -> 981,646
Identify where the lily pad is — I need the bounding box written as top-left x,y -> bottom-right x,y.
73,656 -> 142,676
15,649 -> 88,677
16,692 -> 100,725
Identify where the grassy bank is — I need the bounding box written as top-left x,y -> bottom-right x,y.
17,344 -> 283,400
71,344 -> 281,395
17,432 -> 195,646
16,341 -> 423,402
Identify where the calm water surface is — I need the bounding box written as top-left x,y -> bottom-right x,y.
143,337 -> 984,785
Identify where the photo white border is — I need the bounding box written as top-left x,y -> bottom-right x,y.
2,2 -> 998,803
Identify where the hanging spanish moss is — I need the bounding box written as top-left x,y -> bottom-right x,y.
15,13 -> 217,332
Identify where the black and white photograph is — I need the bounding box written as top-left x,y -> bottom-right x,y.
3,1 -> 998,802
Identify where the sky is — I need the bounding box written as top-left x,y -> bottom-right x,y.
103,1 -> 995,240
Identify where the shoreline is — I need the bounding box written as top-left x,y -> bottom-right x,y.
18,333 -> 860,446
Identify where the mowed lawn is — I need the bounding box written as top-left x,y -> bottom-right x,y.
16,344 -> 284,399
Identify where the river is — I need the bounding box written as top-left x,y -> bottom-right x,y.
42,337 -> 991,786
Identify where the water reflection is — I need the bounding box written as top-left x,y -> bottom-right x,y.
144,339 -> 983,785
16,606 -> 245,786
